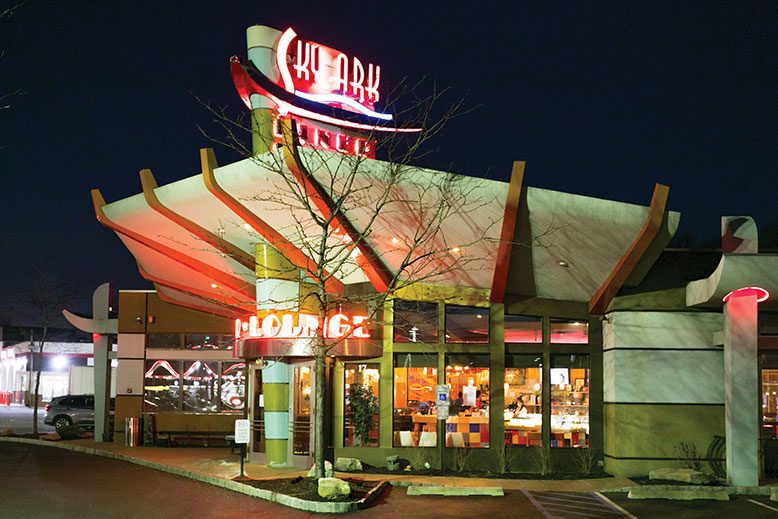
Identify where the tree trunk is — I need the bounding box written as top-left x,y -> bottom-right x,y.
314,345 -> 326,479
32,363 -> 41,437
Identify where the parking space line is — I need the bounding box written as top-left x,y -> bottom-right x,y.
594,492 -> 639,519
748,499 -> 778,513
524,490 -> 636,519
531,497 -> 621,514
533,491 -> 604,502
522,489 -> 556,519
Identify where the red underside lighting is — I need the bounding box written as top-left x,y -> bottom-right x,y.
722,286 -> 770,304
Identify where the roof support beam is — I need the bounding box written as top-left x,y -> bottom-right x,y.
139,169 -> 256,271
589,183 -> 670,315
137,264 -> 252,314
91,189 -> 256,301
281,120 -> 395,293
490,161 -> 525,304
199,148 -> 345,294
154,286 -> 240,320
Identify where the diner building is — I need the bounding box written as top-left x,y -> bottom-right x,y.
68,24 -> 778,485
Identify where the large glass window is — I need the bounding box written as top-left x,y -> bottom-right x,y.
219,362 -> 246,412
393,300 -> 438,343
344,364 -> 380,447
550,354 -> 589,447
182,361 -> 218,412
445,306 -> 489,344
445,355 -> 490,448
144,360 -> 182,412
144,360 -> 243,413
505,315 -> 543,344
393,354 -> 438,447
504,354 -> 542,446
550,319 -> 589,344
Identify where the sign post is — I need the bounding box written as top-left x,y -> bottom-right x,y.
234,419 -> 250,478
436,384 -> 450,473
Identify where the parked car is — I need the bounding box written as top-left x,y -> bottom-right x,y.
44,394 -> 114,431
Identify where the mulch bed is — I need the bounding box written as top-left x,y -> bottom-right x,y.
361,465 -> 609,479
240,476 -> 379,502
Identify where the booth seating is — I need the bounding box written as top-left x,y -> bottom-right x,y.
446,432 -> 465,447
146,413 -> 235,447
419,431 -> 437,447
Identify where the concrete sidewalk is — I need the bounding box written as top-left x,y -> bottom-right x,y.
0,436 -> 635,492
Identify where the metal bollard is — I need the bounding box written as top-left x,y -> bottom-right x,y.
125,416 -> 143,447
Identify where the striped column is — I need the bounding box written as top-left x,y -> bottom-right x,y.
246,25 -> 279,156
256,243 -> 299,313
262,360 -> 290,467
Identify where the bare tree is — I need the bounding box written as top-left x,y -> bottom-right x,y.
0,1 -> 29,113
194,82 -> 550,477
18,269 -> 77,436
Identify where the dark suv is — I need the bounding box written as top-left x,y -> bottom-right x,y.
44,395 -> 107,431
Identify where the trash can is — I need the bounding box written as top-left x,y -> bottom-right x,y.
125,416 -> 143,447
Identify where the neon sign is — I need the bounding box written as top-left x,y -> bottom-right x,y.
276,28 -> 385,117
270,113 -> 375,158
229,26 -> 422,159
235,312 -> 371,340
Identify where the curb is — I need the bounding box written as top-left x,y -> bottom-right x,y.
0,437 -> 387,514
605,484 -> 772,497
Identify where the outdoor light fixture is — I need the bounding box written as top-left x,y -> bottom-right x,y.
211,283 -> 219,289
243,223 -> 252,230
558,260 -> 570,268
451,247 -> 461,253
52,356 -> 68,370
722,286 -> 769,303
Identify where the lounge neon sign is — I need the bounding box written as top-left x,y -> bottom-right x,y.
235,312 -> 370,340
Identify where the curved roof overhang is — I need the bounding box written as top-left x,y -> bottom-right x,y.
92,144 -> 676,314
686,254 -> 778,308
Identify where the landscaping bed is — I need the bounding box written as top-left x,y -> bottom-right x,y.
360,464 -> 610,479
241,476 -> 380,502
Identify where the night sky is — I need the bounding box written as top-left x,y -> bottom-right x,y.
2,2 -> 777,317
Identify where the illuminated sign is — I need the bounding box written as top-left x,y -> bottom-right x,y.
235,312 -> 371,340
276,28 -> 385,118
229,25 -> 422,158
270,113 -> 374,158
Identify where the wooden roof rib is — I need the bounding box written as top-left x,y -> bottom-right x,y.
199,148 -> 345,294
588,183 -> 670,315
490,161 -> 525,304
91,189 -> 256,301
139,168 -> 255,270
281,120 -> 396,293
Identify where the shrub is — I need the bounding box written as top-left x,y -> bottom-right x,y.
675,441 -> 701,471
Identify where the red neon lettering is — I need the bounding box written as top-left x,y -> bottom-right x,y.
235,313 -> 369,339
366,64 -> 380,103
326,313 -> 350,338
294,40 -> 311,81
261,314 -> 282,337
351,57 -> 365,102
334,53 -> 349,93
352,315 -> 370,338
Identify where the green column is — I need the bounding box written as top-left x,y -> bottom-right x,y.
262,360 -> 289,467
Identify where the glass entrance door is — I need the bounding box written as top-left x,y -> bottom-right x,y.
291,363 -> 314,464
250,365 -> 265,455
760,352 -> 778,478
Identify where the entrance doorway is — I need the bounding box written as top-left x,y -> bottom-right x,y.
290,362 -> 314,466
247,360 -> 315,467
